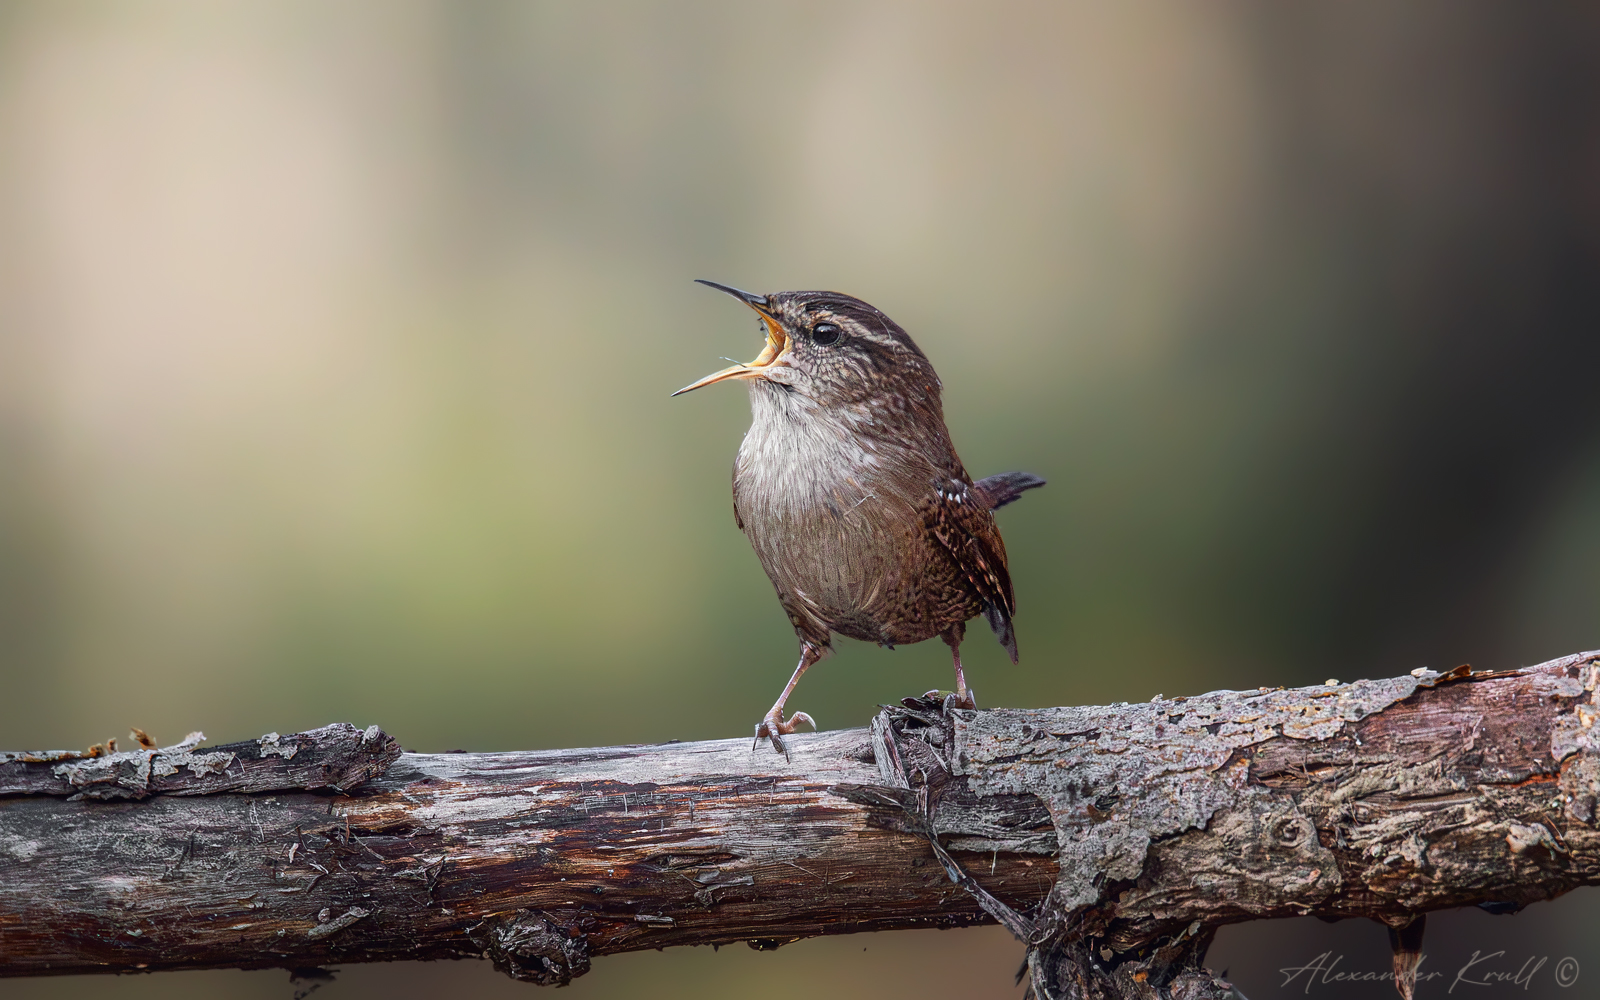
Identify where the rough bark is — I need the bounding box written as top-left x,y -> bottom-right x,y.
3,652 -> 1599,1000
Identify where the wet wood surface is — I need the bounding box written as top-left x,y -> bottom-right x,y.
2,651 -> 1598,1000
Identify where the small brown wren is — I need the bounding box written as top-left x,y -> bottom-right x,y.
674,281 -> 1045,754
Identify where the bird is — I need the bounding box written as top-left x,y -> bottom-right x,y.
673,281 -> 1045,754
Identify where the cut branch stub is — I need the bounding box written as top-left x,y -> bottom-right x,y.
469,909 -> 592,985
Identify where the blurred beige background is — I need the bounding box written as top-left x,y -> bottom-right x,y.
2,2 -> 1598,998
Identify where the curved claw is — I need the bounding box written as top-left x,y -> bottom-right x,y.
942,688 -> 978,714
752,709 -> 817,757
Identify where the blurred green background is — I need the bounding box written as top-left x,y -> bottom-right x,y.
2,2 -> 1598,998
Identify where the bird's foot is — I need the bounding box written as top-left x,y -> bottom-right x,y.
941,687 -> 978,714
753,708 -> 816,757
913,688 -> 978,713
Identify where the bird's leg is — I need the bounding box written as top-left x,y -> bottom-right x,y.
940,624 -> 977,712
754,642 -> 825,757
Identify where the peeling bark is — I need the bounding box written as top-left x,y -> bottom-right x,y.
1,724 -> 401,800
2,652 -> 1598,1000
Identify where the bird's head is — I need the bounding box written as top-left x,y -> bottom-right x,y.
672,281 -> 940,409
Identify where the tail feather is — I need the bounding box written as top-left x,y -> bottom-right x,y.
973,471 -> 1046,511
984,601 -> 1019,663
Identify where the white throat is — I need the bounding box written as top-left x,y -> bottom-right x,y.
735,382 -> 883,516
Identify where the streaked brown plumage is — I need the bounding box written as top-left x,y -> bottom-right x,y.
674,281 -> 1044,753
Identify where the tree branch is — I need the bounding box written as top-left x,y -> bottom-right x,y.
3,652 -> 1598,999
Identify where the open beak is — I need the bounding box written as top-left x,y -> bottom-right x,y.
672,280 -> 790,396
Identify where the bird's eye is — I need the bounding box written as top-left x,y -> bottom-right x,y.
812,323 -> 841,347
